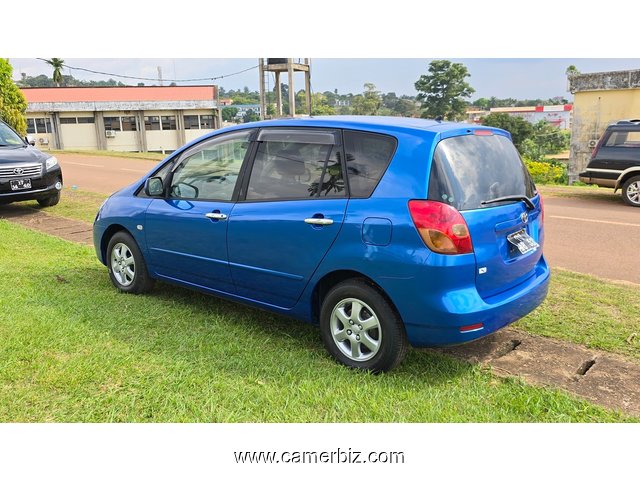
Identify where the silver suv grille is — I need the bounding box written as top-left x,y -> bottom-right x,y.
0,163 -> 43,178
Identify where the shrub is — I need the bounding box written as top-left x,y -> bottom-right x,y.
523,158 -> 567,185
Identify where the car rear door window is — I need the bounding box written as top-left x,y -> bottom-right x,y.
169,130 -> 252,201
246,129 -> 345,200
343,130 -> 397,197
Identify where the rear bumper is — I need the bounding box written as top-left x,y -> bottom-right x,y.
402,256 -> 550,347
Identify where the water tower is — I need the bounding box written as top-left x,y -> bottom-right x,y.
258,58 -> 311,119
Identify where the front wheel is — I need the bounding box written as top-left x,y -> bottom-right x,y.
622,175 -> 640,207
320,279 -> 408,373
106,231 -> 155,294
37,190 -> 61,207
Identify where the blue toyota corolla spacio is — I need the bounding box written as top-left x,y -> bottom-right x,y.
93,116 -> 550,372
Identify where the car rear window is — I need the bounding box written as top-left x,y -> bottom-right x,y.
343,131 -> 396,197
428,133 -> 535,211
604,130 -> 640,148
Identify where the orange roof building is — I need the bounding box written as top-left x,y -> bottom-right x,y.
22,85 -> 221,153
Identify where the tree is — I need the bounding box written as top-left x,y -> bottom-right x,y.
309,92 -> 335,116
221,107 -> 239,122
520,120 -> 571,160
414,60 -> 475,120
43,58 -> 64,87
565,65 -> 580,77
243,109 -> 259,123
351,83 -> 382,115
0,59 -> 28,135
480,113 -> 534,153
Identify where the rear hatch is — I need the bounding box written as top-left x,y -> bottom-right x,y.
428,130 -> 543,299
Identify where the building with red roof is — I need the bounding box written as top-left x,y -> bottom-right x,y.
22,85 -> 221,153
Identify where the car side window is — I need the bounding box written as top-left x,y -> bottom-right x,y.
169,130 -> 252,201
246,130 -> 345,200
343,130 -> 397,198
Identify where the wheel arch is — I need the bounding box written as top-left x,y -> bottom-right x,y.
615,167 -> 640,191
100,224 -> 131,264
310,269 -> 403,326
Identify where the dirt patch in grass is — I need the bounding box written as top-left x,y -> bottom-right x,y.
439,328 -> 640,417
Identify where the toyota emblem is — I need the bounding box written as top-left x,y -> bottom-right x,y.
520,212 -> 529,224
13,167 -> 24,175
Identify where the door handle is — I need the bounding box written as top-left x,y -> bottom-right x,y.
304,217 -> 333,226
205,212 -> 228,220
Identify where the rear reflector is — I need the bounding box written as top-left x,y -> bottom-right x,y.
408,200 -> 473,254
473,129 -> 494,136
460,323 -> 484,333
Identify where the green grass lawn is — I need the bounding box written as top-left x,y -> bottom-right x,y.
0,221 -> 631,422
21,187 -> 108,224
537,184 -> 622,203
516,268 -> 640,360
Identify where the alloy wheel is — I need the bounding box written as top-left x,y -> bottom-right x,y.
329,298 -> 382,362
110,242 -> 136,287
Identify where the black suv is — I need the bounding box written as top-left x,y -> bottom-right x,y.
579,119 -> 640,207
0,119 -> 63,207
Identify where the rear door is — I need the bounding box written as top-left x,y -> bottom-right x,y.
227,128 -> 348,308
428,131 -> 543,299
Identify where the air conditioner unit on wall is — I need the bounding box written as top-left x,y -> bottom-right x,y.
588,139 -> 597,148
105,130 -> 116,138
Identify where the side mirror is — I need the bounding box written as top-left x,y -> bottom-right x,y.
144,177 -> 164,197
25,135 -> 36,146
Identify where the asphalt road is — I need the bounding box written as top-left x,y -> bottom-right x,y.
56,153 -> 640,285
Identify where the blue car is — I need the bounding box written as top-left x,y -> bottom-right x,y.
94,116 -> 549,372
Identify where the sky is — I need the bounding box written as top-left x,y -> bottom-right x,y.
9,58 -> 640,102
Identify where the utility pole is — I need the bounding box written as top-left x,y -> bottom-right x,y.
157,66 -> 163,86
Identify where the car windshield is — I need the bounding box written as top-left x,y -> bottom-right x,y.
428,133 -> 536,211
0,122 -> 25,147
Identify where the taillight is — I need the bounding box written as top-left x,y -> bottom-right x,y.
408,200 -> 473,254
591,135 -> 605,158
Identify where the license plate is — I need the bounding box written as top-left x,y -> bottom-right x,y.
10,179 -> 32,191
507,229 -> 539,255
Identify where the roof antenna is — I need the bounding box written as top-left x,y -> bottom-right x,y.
435,115 -> 443,122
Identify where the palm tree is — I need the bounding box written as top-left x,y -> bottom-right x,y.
44,58 -> 65,87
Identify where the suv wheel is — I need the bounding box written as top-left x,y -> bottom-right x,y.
622,175 -> 640,207
320,279 -> 408,373
106,231 -> 155,294
37,190 -> 61,207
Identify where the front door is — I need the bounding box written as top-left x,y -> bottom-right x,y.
227,128 -> 348,308
145,129 -> 253,293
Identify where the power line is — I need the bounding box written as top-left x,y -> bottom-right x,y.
35,59 -> 258,83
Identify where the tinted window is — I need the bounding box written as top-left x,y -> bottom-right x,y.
145,116 -> 161,131
0,121 -> 24,145
26,119 -> 36,134
605,130 -> 640,147
184,115 -> 199,129
121,116 -> 137,131
246,134 -> 344,200
104,117 -> 121,131
343,131 -> 396,197
169,130 -> 251,201
428,134 -> 535,211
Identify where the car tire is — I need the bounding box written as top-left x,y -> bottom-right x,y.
37,190 -> 61,207
106,231 -> 155,294
319,279 -> 409,373
622,175 -> 640,207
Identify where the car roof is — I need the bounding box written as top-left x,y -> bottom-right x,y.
224,115 -> 493,136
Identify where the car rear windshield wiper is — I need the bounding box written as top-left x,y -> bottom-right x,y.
481,195 -> 535,210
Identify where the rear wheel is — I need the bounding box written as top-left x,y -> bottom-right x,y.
320,279 -> 408,373
622,175 -> 640,207
37,190 -> 61,207
106,231 -> 155,294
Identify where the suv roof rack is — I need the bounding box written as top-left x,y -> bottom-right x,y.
615,119 -> 640,125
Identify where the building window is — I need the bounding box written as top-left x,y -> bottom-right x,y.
104,117 -> 121,131
200,115 -> 214,129
26,119 -> 36,134
161,116 -> 177,130
35,118 -> 51,134
145,116 -> 161,131
60,117 -> 77,125
77,117 -> 95,124
184,115 -> 199,129
121,116 -> 137,131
